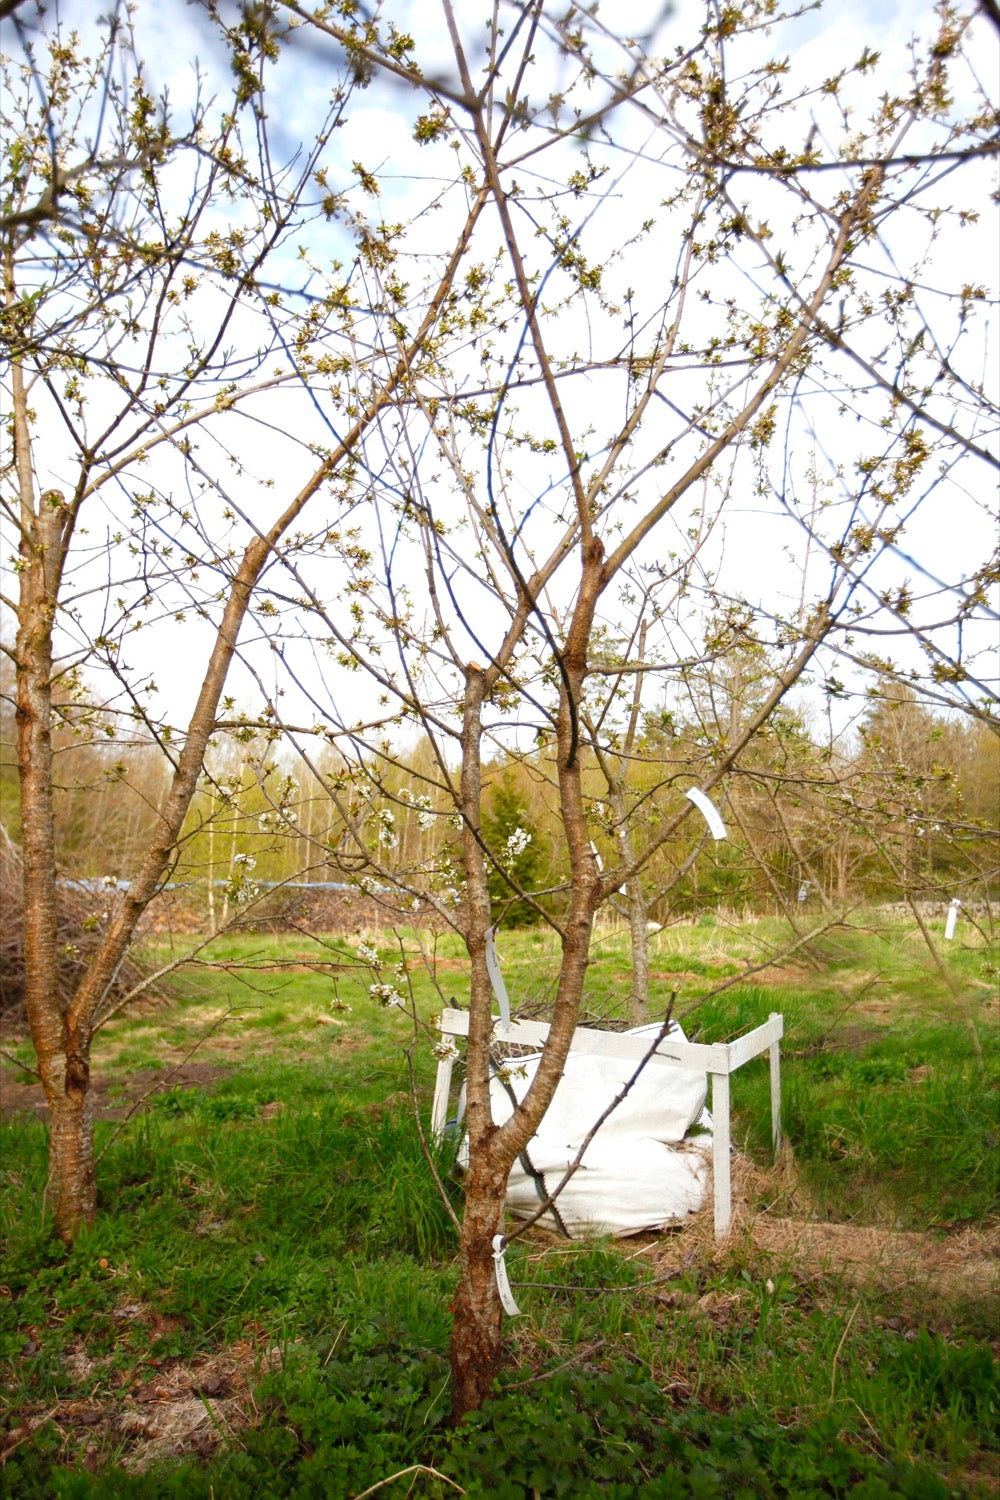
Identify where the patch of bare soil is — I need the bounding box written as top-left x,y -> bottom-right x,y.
749,1216 -> 1000,1305
425,955 -> 470,973
853,998 -> 908,1022
787,1025 -> 884,1058
2,1329 -> 284,1474
679,1154 -> 997,1309
729,1152 -> 999,1306
0,1062 -> 231,1122
518,1152 -> 999,1315
648,970 -> 719,987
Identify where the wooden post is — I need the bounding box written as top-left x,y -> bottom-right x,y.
711,1070 -> 731,1240
769,1012 -> 782,1159
430,1054 -> 455,1143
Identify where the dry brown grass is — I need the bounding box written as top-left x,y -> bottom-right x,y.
1,1327 -> 285,1475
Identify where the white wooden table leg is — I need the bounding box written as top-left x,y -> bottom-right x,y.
768,1018 -> 782,1159
711,1070 -> 731,1240
430,1056 -> 454,1144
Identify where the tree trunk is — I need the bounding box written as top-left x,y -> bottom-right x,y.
593,620 -> 651,1025
9,294 -> 94,1239
16,499 -> 98,1242
608,776 -> 650,1026
626,878 -> 651,1027
448,642 -> 604,1419
449,1155 -> 508,1421
44,1039 -> 98,1239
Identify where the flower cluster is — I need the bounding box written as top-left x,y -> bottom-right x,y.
258,807 -> 298,833
502,826 -> 531,868
400,787 -> 435,829
494,1061 -> 528,1086
369,982 -> 406,1008
228,852 -> 260,905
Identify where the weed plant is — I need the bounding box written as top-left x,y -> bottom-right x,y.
1,914 -> 996,1495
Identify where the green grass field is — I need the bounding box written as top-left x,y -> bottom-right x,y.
1,911 -> 997,1496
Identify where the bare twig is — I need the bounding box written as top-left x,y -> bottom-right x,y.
352,1465 -> 466,1499
0,1046 -> 40,1082
830,1301 -> 859,1402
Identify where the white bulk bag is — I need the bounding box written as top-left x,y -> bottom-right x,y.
458,1021 -> 713,1238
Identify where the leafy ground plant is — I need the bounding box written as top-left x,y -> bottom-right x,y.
0,916 -> 996,1494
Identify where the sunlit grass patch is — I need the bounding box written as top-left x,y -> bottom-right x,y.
1,910 -> 996,1493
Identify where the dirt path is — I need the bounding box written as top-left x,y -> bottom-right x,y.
0,1062 -> 232,1122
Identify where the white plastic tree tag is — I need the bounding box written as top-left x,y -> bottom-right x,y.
485,926 -> 512,1030
492,1234 -> 522,1316
684,787 -> 727,840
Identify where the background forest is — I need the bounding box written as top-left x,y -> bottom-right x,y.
2,667 -> 995,938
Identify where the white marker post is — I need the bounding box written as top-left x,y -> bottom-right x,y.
944,898 -> 961,941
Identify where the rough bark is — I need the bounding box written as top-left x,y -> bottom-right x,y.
449,663 -> 505,1420
449,1156 -> 508,1419
606,623 -> 651,1026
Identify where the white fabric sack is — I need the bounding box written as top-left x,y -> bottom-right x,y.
458,1020 -> 713,1237
503,1133 -> 712,1237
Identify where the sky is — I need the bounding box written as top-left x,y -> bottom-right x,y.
2,0 -> 997,763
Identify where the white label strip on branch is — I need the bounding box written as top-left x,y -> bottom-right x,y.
684,787 -> 728,840
485,925 -> 512,1030
492,1235 -> 523,1316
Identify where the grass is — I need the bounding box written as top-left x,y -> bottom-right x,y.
0,912 -> 997,1496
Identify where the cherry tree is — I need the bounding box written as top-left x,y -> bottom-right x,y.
3,0 -> 995,1419
1,0 -> 490,1240
254,0 -> 997,1415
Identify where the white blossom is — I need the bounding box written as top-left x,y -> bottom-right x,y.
370,982 -> 406,1008
502,826 -> 531,868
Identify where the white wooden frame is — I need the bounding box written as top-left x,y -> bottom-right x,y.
431,1008 -> 784,1240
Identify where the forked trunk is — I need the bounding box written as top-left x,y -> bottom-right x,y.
449,1156 -> 508,1422
44,1045 -> 98,1241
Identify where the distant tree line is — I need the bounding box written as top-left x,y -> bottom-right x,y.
3,659 -> 994,928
